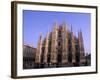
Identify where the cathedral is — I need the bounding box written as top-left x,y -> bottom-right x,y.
34,22 -> 87,68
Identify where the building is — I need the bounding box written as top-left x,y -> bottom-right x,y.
23,45 -> 36,69
34,22 -> 88,68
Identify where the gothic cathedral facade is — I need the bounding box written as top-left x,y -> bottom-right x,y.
35,22 -> 86,68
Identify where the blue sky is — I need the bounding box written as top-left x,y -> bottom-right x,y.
23,10 -> 91,53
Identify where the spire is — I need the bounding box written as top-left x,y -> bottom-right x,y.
53,21 -> 58,30
62,21 -> 66,27
78,29 -> 85,63
35,33 -> 43,64
78,29 -> 83,43
43,32 -> 49,63
61,22 -> 68,64
71,32 -> 76,63
62,21 -> 66,31
71,25 -> 73,33
51,21 -> 58,64
70,25 -> 73,39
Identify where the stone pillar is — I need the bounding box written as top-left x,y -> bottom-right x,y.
35,33 -> 42,64
61,23 -> 68,64
50,22 -> 58,64
78,30 -> 85,63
